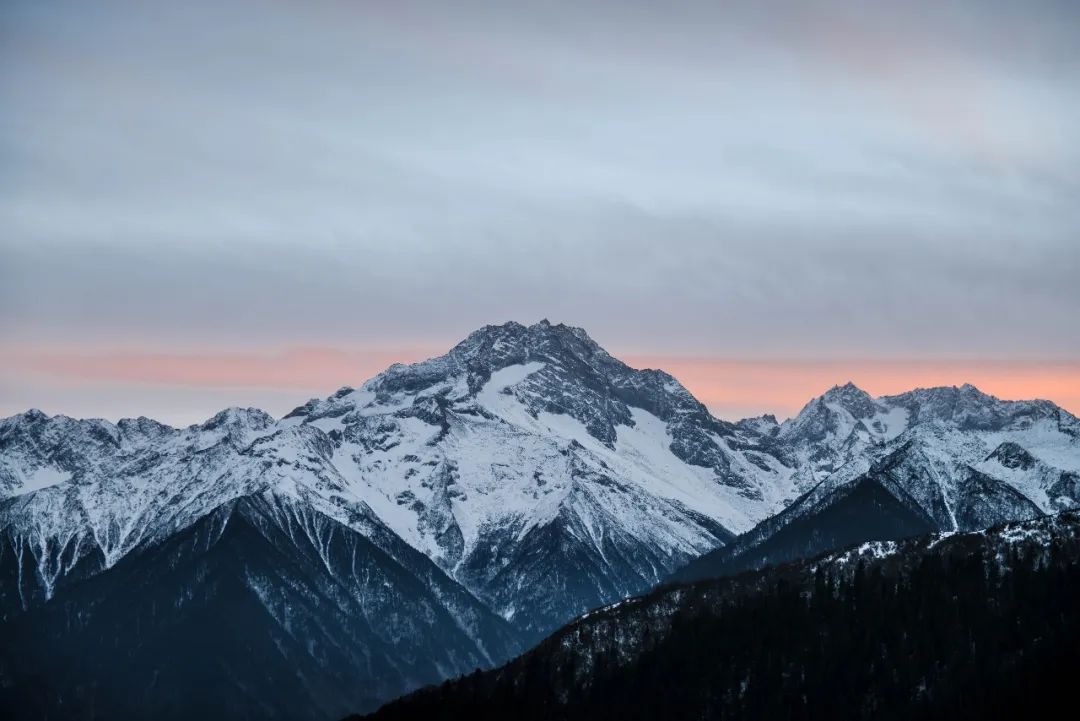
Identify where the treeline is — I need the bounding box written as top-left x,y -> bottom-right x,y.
358,520 -> 1080,721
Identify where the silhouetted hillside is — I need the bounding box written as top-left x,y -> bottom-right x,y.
357,512 -> 1080,721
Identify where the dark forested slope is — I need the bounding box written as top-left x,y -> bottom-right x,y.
0,492 -> 519,721
357,511 -> 1080,721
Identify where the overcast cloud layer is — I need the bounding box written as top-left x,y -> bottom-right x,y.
1,0 -> 1078,422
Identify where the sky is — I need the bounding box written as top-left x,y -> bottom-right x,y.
2,0 -> 1079,425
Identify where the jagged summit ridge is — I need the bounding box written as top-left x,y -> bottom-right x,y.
288,319 -> 724,450
819,381 -> 877,418
294,320 -> 604,407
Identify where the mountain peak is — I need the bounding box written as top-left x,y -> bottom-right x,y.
5,408 -> 50,426
880,383 -> 1066,432
199,407 -> 276,437
403,320 -> 607,383
883,382 -> 1000,410
203,406 -> 273,424
281,320 -> 742,483
891,383 -> 992,401
461,319 -> 593,346
0,409 -> 51,440
817,381 -> 876,418
823,380 -> 869,398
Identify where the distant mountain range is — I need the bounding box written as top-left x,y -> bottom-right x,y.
2,320 -> 1078,719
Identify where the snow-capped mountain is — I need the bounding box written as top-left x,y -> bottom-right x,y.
677,382 -> 1080,581
0,321 -> 797,642
2,320 -> 1079,719
270,321 -> 812,634
765,381 -> 1080,521
254,320 -> 797,636
4,325 -> 1079,625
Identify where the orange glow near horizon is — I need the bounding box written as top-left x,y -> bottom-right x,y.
3,347 -> 1079,422
2,347 -> 441,390
623,356 -> 1080,421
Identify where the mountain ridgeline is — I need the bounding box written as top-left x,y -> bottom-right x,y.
1,321 -> 1079,720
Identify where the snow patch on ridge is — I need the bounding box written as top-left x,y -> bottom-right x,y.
476,362 -> 546,419
14,466 -> 72,496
